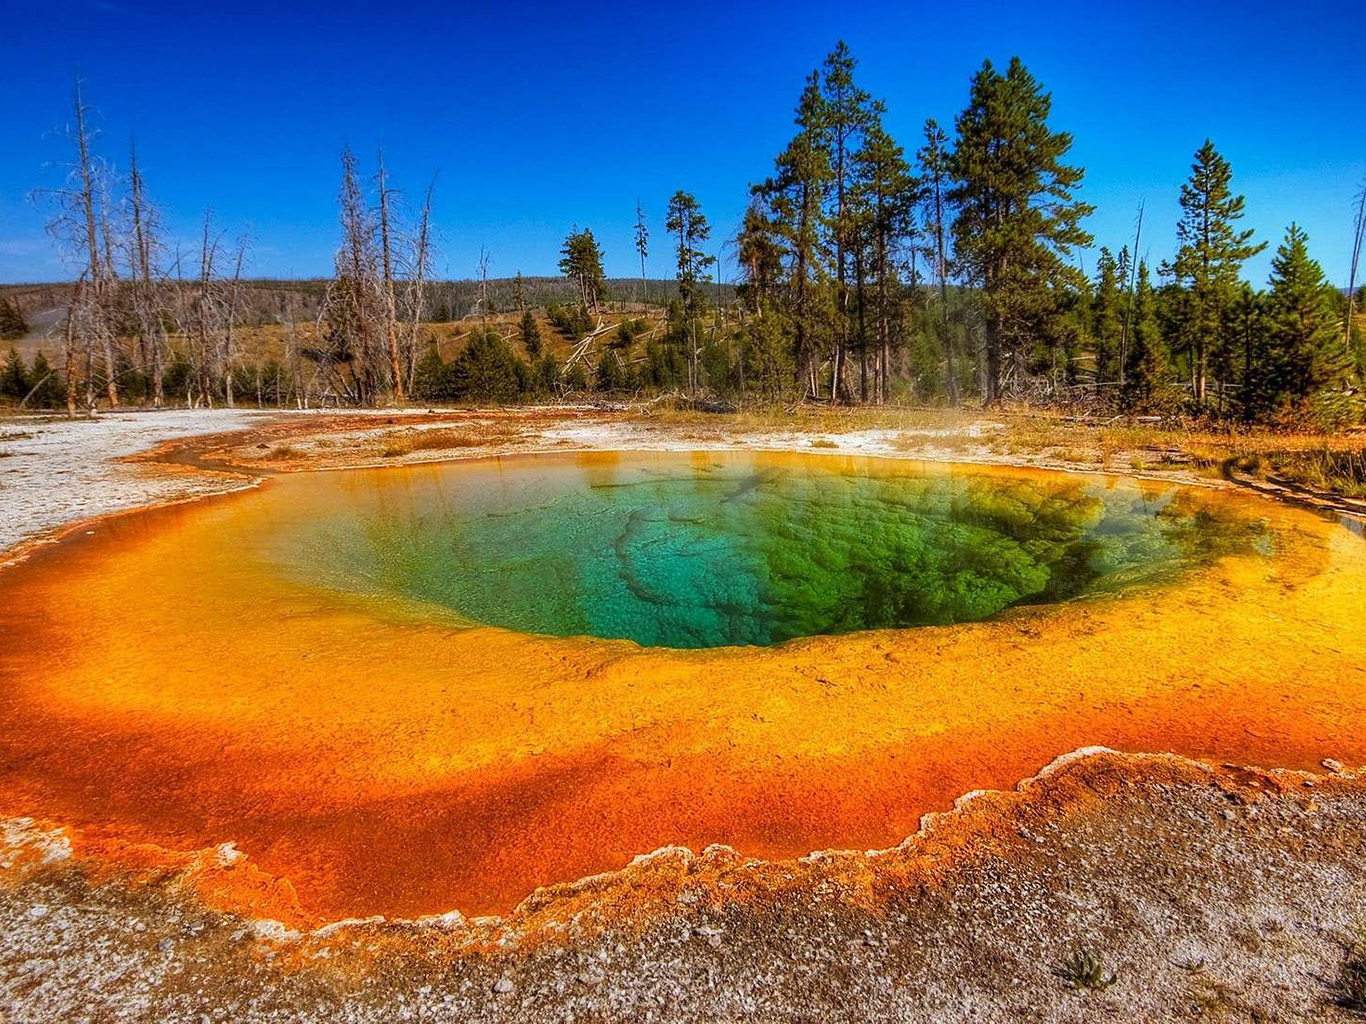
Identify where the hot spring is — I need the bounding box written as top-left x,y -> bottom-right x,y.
0,448 -> 1362,921
270,450 -> 1268,648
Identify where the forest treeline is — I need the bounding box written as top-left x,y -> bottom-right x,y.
13,49 -> 1366,426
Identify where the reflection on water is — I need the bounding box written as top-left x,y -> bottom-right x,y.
270,452 -> 1270,648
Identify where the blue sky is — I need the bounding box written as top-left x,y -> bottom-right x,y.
2,0 -> 1363,287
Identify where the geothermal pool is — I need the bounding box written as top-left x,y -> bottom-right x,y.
0,450 -> 1363,923
278,452 -> 1268,647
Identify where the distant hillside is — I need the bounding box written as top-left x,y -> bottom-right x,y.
0,276 -> 738,358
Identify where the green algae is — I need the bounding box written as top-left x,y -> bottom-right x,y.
275,452 -> 1269,648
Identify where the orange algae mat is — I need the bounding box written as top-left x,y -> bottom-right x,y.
0,449 -> 1363,924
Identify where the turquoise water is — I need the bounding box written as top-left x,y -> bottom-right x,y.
270,452 -> 1267,648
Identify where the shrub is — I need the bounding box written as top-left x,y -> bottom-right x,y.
1055,948 -> 1117,991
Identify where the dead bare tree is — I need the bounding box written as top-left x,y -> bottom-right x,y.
402,179 -> 436,394
32,76 -> 122,413
222,240 -> 246,407
314,146 -> 385,404
1347,180 -> 1366,347
377,150 -> 404,403
127,140 -> 172,408
1118,200 -> 1145,390
477,247 -> 492,321
61,276 -> 86,418
196,210 -> 224,407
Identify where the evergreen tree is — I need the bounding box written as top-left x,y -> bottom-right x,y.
1163,140 -> 1265,408
0,299 -> 27,341
851,112 -> 914,403
1262,223 -> 1357,425
558,229 -> 606,312
634,200 -> 650,303
759,72 -> 832,394
742,302 -> 795,401
411,342 -> 449,401
27,351 -> 63,409
1229,283 -> 1272,422
1120,263 -> 1170,411
0,347 -> 28,399
563,359 -> 589,392
917,118 -> 958,404
1090,248 -> 1124,388
664,190 -> 714,311
664,190 -> 715,394
520,309 -> 543,358
595,349 -> 628,393
736,200 -> 784,314
818,41 -> 874,399
533,352 -> 561,398
449,328 -> 522,403
512,271 -> 527,312
948,58 -> 1094,403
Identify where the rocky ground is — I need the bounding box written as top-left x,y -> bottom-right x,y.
2,406 -> 1365,1022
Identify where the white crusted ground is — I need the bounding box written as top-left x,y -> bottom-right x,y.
0,409 -> 277,560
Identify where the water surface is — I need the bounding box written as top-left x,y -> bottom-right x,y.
274,451 -> 1267,647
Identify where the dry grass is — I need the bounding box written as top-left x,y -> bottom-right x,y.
261,445 -> 304,462
379,425 -> 528,459
639,403 -> 979,437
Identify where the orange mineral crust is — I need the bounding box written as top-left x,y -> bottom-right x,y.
0,451 -> 1362,925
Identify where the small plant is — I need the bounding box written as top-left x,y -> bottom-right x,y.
1337,937 -> 1366,1012
1056,948 -> 1117,991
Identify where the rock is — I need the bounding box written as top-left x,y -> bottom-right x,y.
492,978 -> 514,995
27,905 -> 48,919
694,925 -> 724,948
157,938 -> 174,953
1322,759 -> 1345,774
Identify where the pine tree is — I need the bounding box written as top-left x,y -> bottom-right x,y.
759,72 -> 832,395
27,351 -> 63,409
634,200 -> 649,304
0,347 -> 28,399
1120,263 -> 1170,411
1164,140 -> 1265,409
851,112 -> 914,403
742,302 -> 795,401
558,229 -> 605,312
1229,283 -> 1271,422
948,58 -> 1094,403
1262,223 -> 1357,425
819,41 -> 874,400
449,328 -> 522,403
917,118 -> 957,404
411,342 -> 449,401
664,190 -> 715,395
563,359 -> 589,392
1091,248 -> 1124,389
0,299 -> 27,341
736,201 -> 783,314
520,309 -> 542,358
595,350 -> 628,393
533,353 -> 561,398
664,191 -> 714,311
